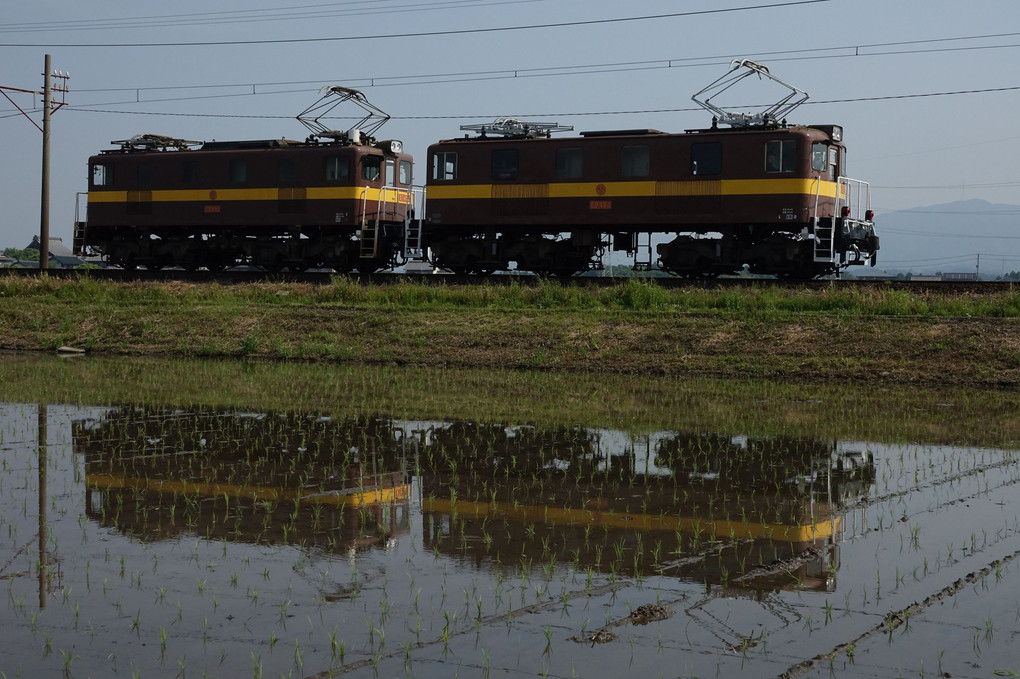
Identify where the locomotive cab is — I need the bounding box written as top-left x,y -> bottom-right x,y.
79,133 -> 418,272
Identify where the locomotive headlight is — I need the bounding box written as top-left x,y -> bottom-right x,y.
831,126 -> 843,142
375,139 -> 403,154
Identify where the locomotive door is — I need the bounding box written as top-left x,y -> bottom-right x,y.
827,147 -> 839,181
383,159 -> 398,221
382,159 -> 407,222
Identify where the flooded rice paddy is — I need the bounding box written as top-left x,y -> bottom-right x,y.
1,357 -> 1019,678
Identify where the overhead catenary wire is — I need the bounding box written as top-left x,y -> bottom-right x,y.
0,0 -> 831,48
0,0 -> 551,33
11,84 -> 1012,123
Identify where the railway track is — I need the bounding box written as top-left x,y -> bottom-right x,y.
3,266 -> 1015,294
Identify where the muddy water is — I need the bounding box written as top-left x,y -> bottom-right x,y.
1,361 -> 1019,678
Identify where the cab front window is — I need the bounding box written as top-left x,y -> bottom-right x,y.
361,155 -> 382,181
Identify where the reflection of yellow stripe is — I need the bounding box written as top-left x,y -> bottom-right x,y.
87,473 -> 409,507
427,179 -> 839,200
88,187 -> 412,204
424,498 -> 838,542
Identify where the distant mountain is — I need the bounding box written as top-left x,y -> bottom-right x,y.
874,199 -> 1020,277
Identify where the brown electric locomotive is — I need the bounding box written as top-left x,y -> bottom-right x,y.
422,61 -> 878,278
76,87 -> 419,271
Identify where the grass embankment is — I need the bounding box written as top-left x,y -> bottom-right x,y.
1,274 -> 1018,387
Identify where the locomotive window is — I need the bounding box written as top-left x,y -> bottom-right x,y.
828,147 -> 838,181
92,164 -> 113,187
399,160 -> 412,185
811,143 -> 827,173
621,146 -> 650,177
325,156 -> 350,181
182,160 -> 199,183
765,140 -> 796,173
362,155 -> 382,181
432,152 -> 457,181
491,149 -> 519,180
691,143 -> 721,175
137,163 -> 154,186
278,158 -> 296,183
556,148 -> 583,178
230,159 -> 247,183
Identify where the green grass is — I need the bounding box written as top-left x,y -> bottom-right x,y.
2,273 -> 1018,316
1,273 -> 1019,388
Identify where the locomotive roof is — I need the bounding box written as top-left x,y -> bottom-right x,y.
201,139 -> 303,150
98,136 -> 408,155
436,123 -> 842,144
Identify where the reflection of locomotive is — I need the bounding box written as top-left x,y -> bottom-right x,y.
76,62 -> 877,278
74,407 -> 410,552
418,422 -> 875,592
654,432 -> 876,503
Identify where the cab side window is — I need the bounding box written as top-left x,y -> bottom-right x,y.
691,143 -> 721,176
325,156 -> 350,181
622,146 -> 649,177
229,159 -> 247,183
278,158 -> 296,183
92,164 -> 114,187
556,148 -> 583,178
137,162 -> 154,186
765,140 -> 796,173
182,160 -> 199,183
491,149 -> 518,180
432,152 -> 457,180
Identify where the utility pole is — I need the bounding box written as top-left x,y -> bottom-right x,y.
40,55 -> 52,272
0,56 -> 68,272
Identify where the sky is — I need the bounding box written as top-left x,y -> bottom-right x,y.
2,0 -> 1018,269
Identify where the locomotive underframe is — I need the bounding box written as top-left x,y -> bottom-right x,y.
84,223 -> 405,272
425,227 -> 607,276
422,216 -> 878,278
655,217 -> 879,278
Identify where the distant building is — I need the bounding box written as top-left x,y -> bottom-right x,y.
852,270 -> 897,281
24,236 -> 84,269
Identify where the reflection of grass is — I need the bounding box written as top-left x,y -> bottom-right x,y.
4,355 -> 1020,447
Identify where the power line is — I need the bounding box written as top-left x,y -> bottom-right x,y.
875,182 -> 1020,190
878,228 -> 1020,239
0,1 -> 830,48
881,254 -> 1020,265
0,30 -> 1014,119
1,0 -> 544,33
50,84 -> 1020,121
